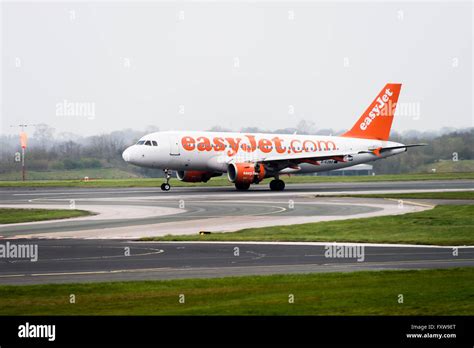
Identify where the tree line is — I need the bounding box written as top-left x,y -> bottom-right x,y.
0,123 -> 472,176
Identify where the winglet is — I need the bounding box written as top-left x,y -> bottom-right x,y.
342,83 -> 402,141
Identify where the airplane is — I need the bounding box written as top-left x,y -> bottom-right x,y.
122,83 -> 425,191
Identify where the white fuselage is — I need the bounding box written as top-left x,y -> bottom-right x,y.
122,130 -> 405,175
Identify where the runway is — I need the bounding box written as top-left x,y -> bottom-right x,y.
0,239 -> 473,285
0,180 -> 472,284
1,179 -> 472,239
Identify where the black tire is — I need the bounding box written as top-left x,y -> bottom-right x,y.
277,180 -> 285,191
235,182 -> 250,190
161,183 -> 171,191
269,180 -> 276,191
270,179 -> 285,191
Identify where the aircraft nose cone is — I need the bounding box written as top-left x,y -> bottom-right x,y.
122,147 -> 132,162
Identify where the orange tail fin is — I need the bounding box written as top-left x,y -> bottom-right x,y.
342,83 -> 401,141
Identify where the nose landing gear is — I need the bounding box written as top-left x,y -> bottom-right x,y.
161,169 -> 171,191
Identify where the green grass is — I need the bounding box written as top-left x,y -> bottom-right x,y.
0,208 -> 92,224
0,268 -> 472,315
324,191 -> 474,200
416,159 -> 474,173
0,172 -> 472,188
143,205 -> 474,245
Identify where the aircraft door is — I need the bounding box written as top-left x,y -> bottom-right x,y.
169,134 -> 180,156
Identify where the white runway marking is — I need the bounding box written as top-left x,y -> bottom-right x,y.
131,240 -> 474,249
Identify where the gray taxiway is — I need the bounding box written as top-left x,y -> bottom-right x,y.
1,180 -> 472,239
0,239 -> 472,285
0,180 -> 472,284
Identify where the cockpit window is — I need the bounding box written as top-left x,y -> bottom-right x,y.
152,141 -> 158,146
145,140 -> 152,146
137,140 -> 145,145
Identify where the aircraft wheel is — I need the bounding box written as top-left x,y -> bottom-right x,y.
161,183 -> 171,191
270,179 -> 285,191
235,182 -> 250,190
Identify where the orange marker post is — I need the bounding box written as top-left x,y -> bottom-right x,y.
20,131 -> 28,181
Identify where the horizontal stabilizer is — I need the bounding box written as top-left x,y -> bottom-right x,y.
359,143 -> 427,156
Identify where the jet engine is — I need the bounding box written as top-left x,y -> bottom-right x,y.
227,162 -> 266,186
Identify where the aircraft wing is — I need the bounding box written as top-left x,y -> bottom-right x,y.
250,143 -> 427,169
261,151 -> 354,164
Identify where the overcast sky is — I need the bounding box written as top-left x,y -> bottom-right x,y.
1,1 -> 472,136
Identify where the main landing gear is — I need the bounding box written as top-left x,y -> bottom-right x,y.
269,179 -> 285,191
161,169 -> 171,191
234,182 -> 251,191
234,178 -> 286,191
